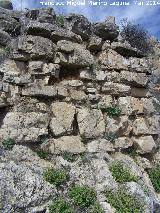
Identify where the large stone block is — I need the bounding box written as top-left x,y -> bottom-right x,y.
22,85 -> 68,98
133,116 -> 160,135
132,136 -> 156,154
105,116 -> 132,136
11,36 -> 56,61
0,112 -> 49,142
118,97 -> 155,115
120,71 -> 148,87
44,136 -> 86,154
77,108 -> 105,139
93,17 -> 119,41
101,82 -> 131,95
50,102 -> 76,136
55,40 -> 94,68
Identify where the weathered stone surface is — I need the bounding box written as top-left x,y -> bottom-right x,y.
105,116 -> 132,136
69,89 -> 87,102
77,108 -> 105,139
66,14 -> 91,40
133,116 -> 160,135
87,139 -> 115,153
0,59 -> 27,74
50,102 -> 76,136
131,87 -> 152,97
118,97 -> 155,115
91,159 -> 118,192
88,36 -> 102,51
0,29 -> 11,46
0,146 -> 56,213
98,49 -> 150,72
98,49 -> 129,70
98,95 -> 113,109
101,82 -> 131,95
0,10 -> 20,34
114,137 -> 133,149
69,158 -> 118,192
55,40 -> 94,68
120,71 -> 148,87
0,112 -> 49,142
22,85 -> 68,98
11,35 -> 56,61
132,136 -> 156,154
96,70 -> 120,82
45,136 -> 86,154
111,41 -> 144,57
25,21 -> 82,43
93,17 -> 119,41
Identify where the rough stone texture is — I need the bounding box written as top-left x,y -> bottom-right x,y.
77,108 -> 105,139
132,136 -> 156,154
93,17 -> 119,41
45,136 -> 86,154
105,116 -> 132,136
102,82 -> 131,95
11,35 -> 56,61
55,40 -> 94,68
0,112 -> 49,142
0,29 -> 11,46
0,146 -> 56,213
50,102 -> 76,136
118,97 -> 155,115
22,85 -> 68,98
133,116 -> 160,135
66,14 -> 91,40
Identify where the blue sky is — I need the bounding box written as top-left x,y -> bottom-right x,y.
12,0 -> 160,39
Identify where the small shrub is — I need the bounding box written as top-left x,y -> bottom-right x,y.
88,202 -> 105,213
120,18 -> 153,55
105,132 -> 116,143
62,152 -> 78,162
44,168 -> 69,187
36,150 -> 48,159
2,138 -> 15,150
148,163 -> 160,193
109,161 -> 138,183
49,198 -> 73,213
69,185 -> 97,208
105,106 -> 121,117
106,189 -> 145,213
56,16 -> 65,27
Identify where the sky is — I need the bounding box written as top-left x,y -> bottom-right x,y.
11,0 -> 160,39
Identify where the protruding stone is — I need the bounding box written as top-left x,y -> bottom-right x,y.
132,136 -> 156,154
45,136 -> 86,154
93,18 -> 119,41
77,108 -> 105,139
55,40 -> 94,68
50,102 -> 76,136
101,82 -> 131,95
133,116 -> 160,135
0,112 -> 49,142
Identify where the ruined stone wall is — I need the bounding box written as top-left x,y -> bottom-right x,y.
0,7 -> 160,213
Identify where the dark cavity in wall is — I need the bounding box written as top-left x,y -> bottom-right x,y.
0,107 -> 8,127
59,66 -> 80,81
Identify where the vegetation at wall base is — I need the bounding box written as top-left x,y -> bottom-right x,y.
106,189 -> 145,213
44,168 -> 69,187
109,161 -> 138,183
148,163 -> 160,193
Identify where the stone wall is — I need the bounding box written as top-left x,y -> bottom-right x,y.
0,7 -> 160,213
